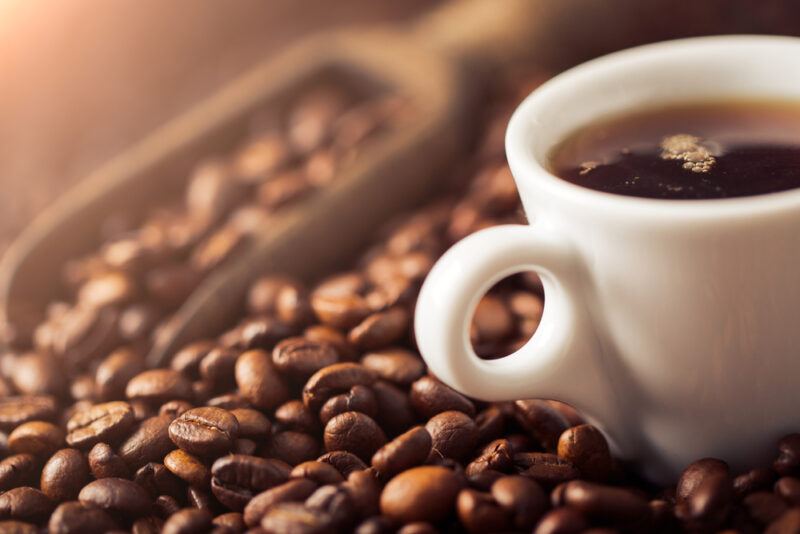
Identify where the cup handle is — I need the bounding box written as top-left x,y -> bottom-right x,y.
415,224 -> 615,414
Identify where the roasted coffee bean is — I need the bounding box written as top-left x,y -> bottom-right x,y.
354,516 -> 394,534
8,421 -> 64,457
305,484 -> 357,530
776,434 -> 800,477
134,463 -> 184,501
69,375 -> 97,402
468,469 -> 505,490
213,512 -> 246,532
265,431 -> 320,466
186,487 -> 213,511
677,458 -> 731,503
0,520 -> 36,534
233,438 -> 257,455
49,501 -> 119,534
199,347 -> 239,389
324,412 -> 386,462
0,396 -> 56,431
126,370 -> 193,403
304,325 -> 357,361
235,350 -> 289,410
0,487 -> 54,521
164,449 -> 210,487
514,452 -> 580,485
347,307 -> 409,350
160,401 -> 194,420
341,469 -> 381,519
563,480 -> 650,524
557,424 -> 613,481
676,469 -> 733,529
425,410 -> 478,462
248,276 -> 298,316
371,380 -> 417,437
380,465 -> 463,524
0,454 -> 36,491
119,303 -> 162,342
397,523 -> 438,534
130,399 -> 156,421
371,426 -> 431,478
205,392 -> 248,410
272,337 -> 339,378
776,477 -> 800,505
456,488 -> 510,533
96,347 -> 145,400
471,294 -> 514,344
319,385 -> 377,425
317,451 -> 367,477
734,467 -> 777,498
259,501 -> 334,534
210,455 -> 290,511
303,363 -> 375,412
290,461 -> 344,486
311,294 -> 370,331
132,515 -> 164,534
155,495 -> 181,517
79,478 -> 152,518
66,401 -> 135,448
88,443 -> 131,479
118,415 -> 174,470
170,341 -> 215,380
767,508 -> 800,533
41,449 -> 89,502
513,399 -> 569,451
10,352 -> 65,397
274,401 -> 318,434
360,348 -> 425,386
168,407 -> 239,457
275,281 -> 313,328
229,408 -> 270,439
410,376 -> 475,419
221,316 -> 293,352
243,479 -> 318,527
162,508 -> 212,534
534,508 -> 588,534
744,491 -> 788,524
466,438 -> 514,476
491,475 -> 547,530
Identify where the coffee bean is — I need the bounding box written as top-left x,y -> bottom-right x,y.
324,412 -> 386,462
425,410 -> 478,462
186,487 -> 213,511
10,352 -> 65,397
155,494 -> 182,516
49,501 -> 119,534
776,477 -> 800,505
676,470 -> 733,530
160,401 -> 194,419
0,396 -> 56,431
229,408 -> 271,439
233,438 -> 257,455
290,462 -> 344,486
677,458 -> 730,503
466,438 -> 514,477
0,455 -> 36,491
205,392 -> 248,410
8,421 -> 64,457
317,451 -> 368,478
534,508 -> 588,534
88,443 -> 131,479
126,370 -> 193,403
468,469 -> 505,490
354,516 -> 394,534
79,478 -> 152,518
744,491 -> 788,524
221,316 -> 293,352
95,347 -> 145,400
243,479 -> 318,527
776,434 -> 800,477
303,363 -> 375,412
456,488 -> 510,534
513,399 -> 569,451
275,281 -> 313,328
410,376 -> 475,419
134,463 -> 184,501
162,508 -> 212,534
491,475 -> 547,530
371,426 -> 431,478
274,401 -> 318,434
164,449 -> 210,487
272,337 -> 338,378
0,487 -> 54,521
41,449 -> 89,502
0,520 -> 36,534
235,350 -> 289,410
341,469 -> 381,519
118,415 -> 174,470
170,341 -> 215,380
199,347 -> 239,389
319,385 -> 377,425
348,307 -> 409,350
514,452 -> 580,485
557,424 -> 613,481
119,303 -> 162,342
132,515 -> 164,534
360,348 -> 425,386
213,512 -> 246,532
305,485 -> 357,530
77,271 -> 136,309
380,465 -> 463,524
248,276 -> 298,316
311,293 -> 370,330
397,523 -> 438,534
304,325 -> 357,361
66,401 -> 135,448
734,467 -> 777,499
265,431 -> 320,466
168,407 -> 239,457
371,380 -> 417,437
766,508 -> 800,534
563,480 -> 650,524
210,455 -> 290,511
259,501 -> 334,534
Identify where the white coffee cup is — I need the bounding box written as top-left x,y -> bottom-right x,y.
414,35 -> 800,483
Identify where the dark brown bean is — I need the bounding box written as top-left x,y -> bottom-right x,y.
303,363 -> 375,412
10,352 -> 65,397
41,449 -> 89,502
0,487 -> 54,521
371,380 -> 417,437
311,293 -> 370,331
162,508 -> 212,534
88,442 -> 131,479
248,276 -> 298,316
118,415 -> 174,470
456,488 -> 510,534
265,431 -> 320,466
317,451 -> 368,478
766,508 -> 800,534
360,348 -> 425,386
66,401 -> 135,448
8,421 -> 64,457
563,480 -> 650,524
397,522 -> 438,534
126,370 -> 193,403
675,469 -> 733,529
272,337 -> 338,378
734,467 -> 777,498
0,396 -> 56,431
513,399 -> 569,451
514,452 -> 580,486
347,307 -> 409,350
471,294 -> 515,345
0,455 -> 37,491
0,520 -> 36,534
168,407 -> 239,457
210,455 -> 290,511
133,463 -> 184,501
425,411 -> 478,462
354,515 -> 393,534
259,501 -> 334,534
186,487 -> 213,511
380,466 -> 463,524
341,469 -> 381,519
235,350 -> 289,410
229,408 -> 271,439
776,477 -> 800,505
319,385 -> 377,425
776,434 -> 800,477
304,325 -> 357,361
744,491 -> 788,524
371,426 -> 431,478
491,475 -> 547,530
159,401 -> 194,419
199,347 -> 239,389
95,347 -> 145,400
79,478 -> 152,518
132,515 -> 165,534
324,412 -> 386,462
290,462 -> 344,486
410,376 -> 475,419
170,341 -> 215,380
305,485 -> 357,530
163,449 -> 210,487
243,479 -> 319,527
466,438 -> 514,477
557,424 -> 613,481
155,494 -> 181,519
49,501 -> 119,534
213,512 -> 246,532
677,458 -> 730,503
534,508 -> 588,534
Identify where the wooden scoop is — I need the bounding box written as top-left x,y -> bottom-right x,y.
0,0 -> 642,365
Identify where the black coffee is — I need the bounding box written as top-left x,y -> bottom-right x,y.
549,100 -> 800,199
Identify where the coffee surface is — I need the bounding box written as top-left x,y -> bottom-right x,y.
549,100 -> 800,199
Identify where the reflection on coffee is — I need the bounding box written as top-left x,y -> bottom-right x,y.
549,100 -> 800,200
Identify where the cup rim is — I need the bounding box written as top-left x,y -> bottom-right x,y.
506,34 -> 800,221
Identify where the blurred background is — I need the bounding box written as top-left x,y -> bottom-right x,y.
2,0 -> 800,254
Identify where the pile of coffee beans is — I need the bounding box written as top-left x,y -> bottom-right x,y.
2,74 -> 799,533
